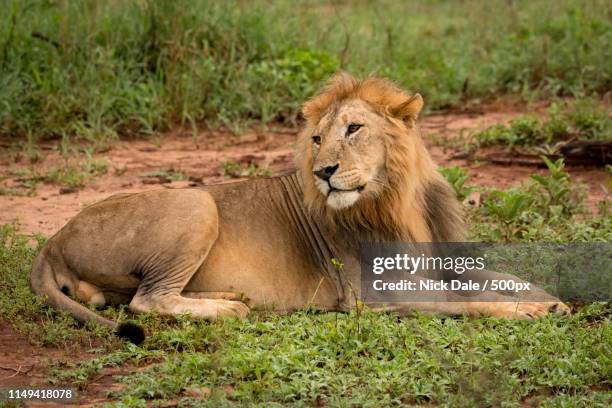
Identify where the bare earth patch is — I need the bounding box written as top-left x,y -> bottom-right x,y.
0,325 -> 136,407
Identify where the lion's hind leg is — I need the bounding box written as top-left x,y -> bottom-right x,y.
128,254 -> 249,320
117,189 -> 250,320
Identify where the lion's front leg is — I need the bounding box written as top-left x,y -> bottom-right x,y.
454,269 -> 571,318
459,299 -> 570,319
368,289 -> 570,319
364,268 -> 570,319
370,298 -> 569,319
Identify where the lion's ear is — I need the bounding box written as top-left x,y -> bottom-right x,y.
391,93 -> 424,122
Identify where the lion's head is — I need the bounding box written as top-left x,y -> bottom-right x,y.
297,72 -> 465,242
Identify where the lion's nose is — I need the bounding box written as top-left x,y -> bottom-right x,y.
314,164 -> 339,182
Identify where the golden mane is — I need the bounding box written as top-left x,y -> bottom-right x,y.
296,72 -> 465,243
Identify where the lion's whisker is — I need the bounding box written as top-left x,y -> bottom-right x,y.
369,178 -> 390,188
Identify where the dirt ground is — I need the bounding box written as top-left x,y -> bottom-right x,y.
1,103 -> 610,406
0,325 -> 136,407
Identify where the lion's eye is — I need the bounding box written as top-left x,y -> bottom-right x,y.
312,135 -> 321,145
347,123 -> 362,135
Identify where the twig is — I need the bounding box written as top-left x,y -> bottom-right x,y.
0,364 -> 33,379
31,31 -> 61,50
451,149 -> 476,160
0,364 -> 22,372
307,277 -> 325,308
481,155 -> 545,166
89,372 -> 110,384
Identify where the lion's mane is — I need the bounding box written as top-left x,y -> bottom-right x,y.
296,72 -> 465,242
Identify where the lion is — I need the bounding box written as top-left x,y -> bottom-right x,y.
31,73 -> 569,344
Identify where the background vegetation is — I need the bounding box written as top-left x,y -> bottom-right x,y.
1,0 -> 611,144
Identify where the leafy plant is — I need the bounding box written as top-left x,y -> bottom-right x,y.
470,156 -> 602,242
439,166 -> 473,201
483,188 -> 534,240
529,156 -> 583,215
474,98 -> 611,148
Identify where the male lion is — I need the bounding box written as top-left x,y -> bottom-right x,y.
31,73 -> 568,344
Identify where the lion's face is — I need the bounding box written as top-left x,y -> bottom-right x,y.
297,73 -> 464,241
309,99 -> 389,210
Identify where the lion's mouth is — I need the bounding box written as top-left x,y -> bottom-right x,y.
322,183 -> 365,210
328,185 -> 365,195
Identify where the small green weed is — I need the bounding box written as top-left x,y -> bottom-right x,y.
439,166 -> 473,201
45,155 -> 109,189
530,156 -> 584,215
49,346 -> 164,391
476,117 -> 545,148
483,188 -> 535,240
222,161 -> 272,179
140,169 -> 186,183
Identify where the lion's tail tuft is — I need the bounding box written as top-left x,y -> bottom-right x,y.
116,321 -> 146,345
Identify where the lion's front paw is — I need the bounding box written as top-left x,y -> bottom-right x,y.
216,300 -> 250,319
546,301 -> 571,316
489,301 -> 570,319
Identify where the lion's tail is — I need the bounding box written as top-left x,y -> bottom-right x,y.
30,247 -> 145,344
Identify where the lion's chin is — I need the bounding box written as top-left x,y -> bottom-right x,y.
326,190 -> 361,210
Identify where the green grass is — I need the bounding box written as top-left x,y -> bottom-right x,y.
1,0 -> 611,143
108,307 -> 610,407
1,161 -> 611,406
